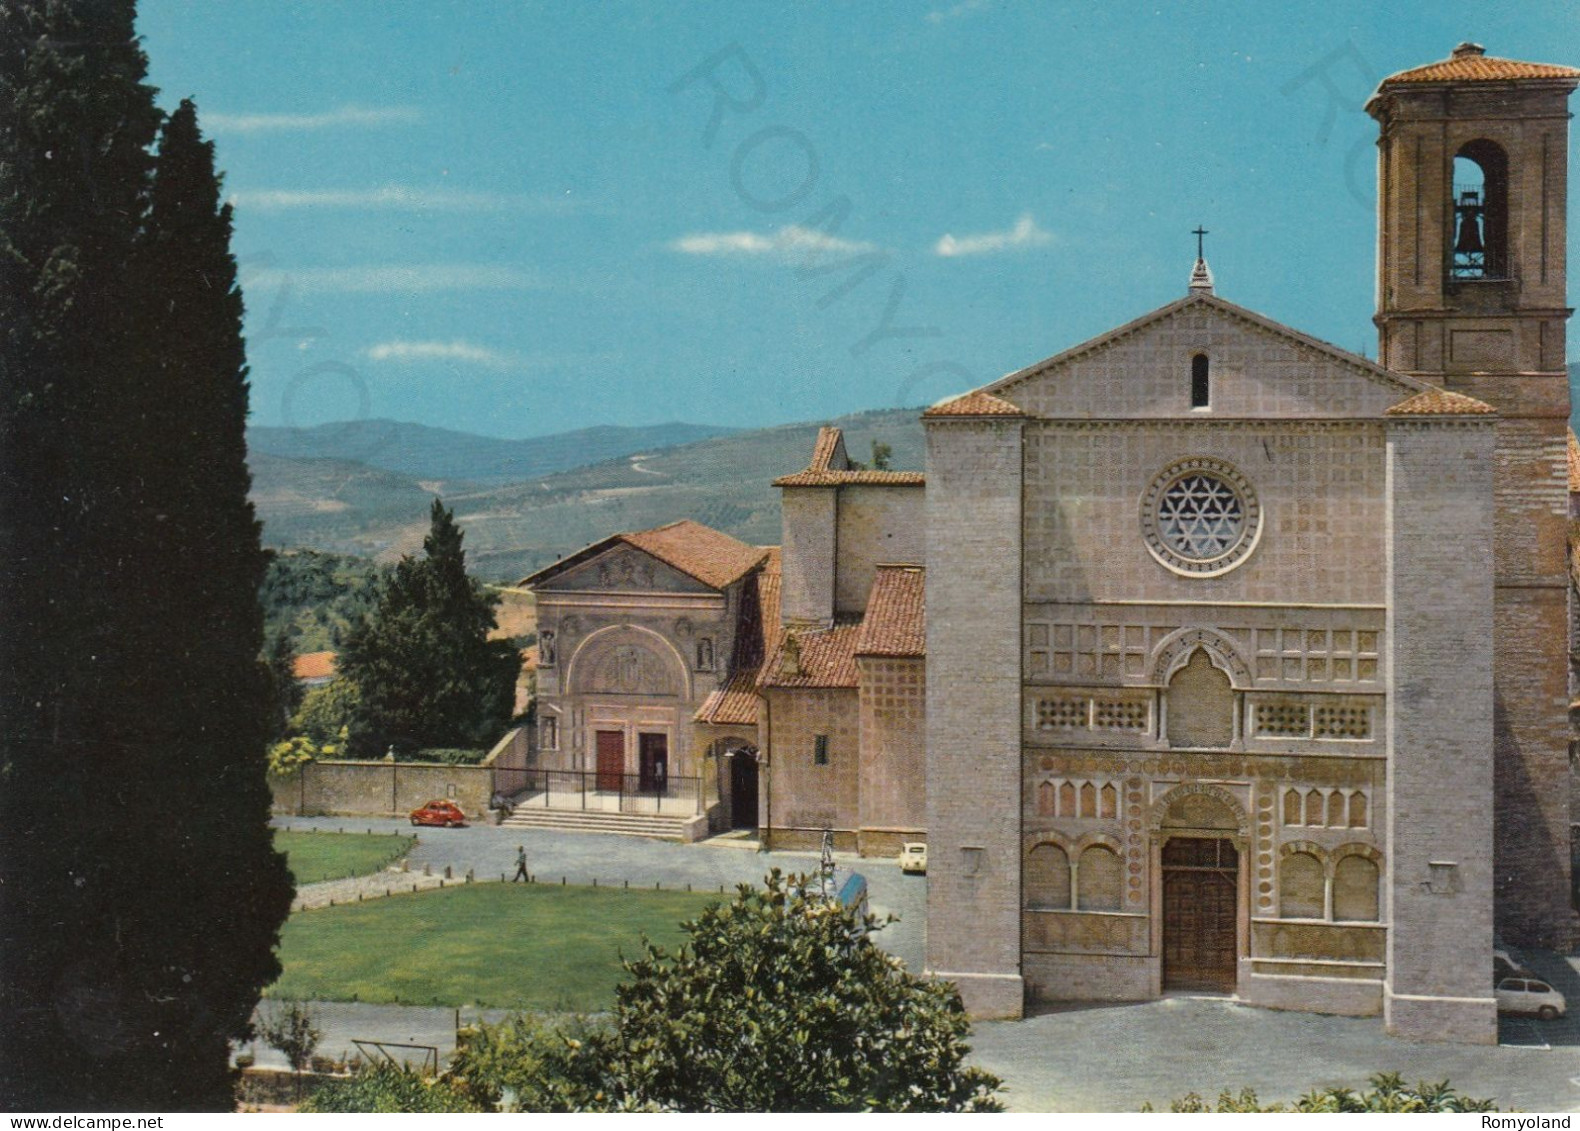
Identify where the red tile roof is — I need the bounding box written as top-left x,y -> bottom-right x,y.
1378,44 -> 1580,87
622,520 -> 767,589
856,566 -> 925,657
694,671 -> 764,727
759,622 -> 862,689
1384,389 -> 1496,416
772,424 -> 925,487
292,651 -> 336,681
524,519 -> 766,591
773,468 -> 926,487
922,390 -> 1026,418
693,548 -> 781,727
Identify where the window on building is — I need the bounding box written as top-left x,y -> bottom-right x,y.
813,734 -> 829,766
1190,353 -> 1210,408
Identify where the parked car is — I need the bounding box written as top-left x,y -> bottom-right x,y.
1495,976 -> 1566,1020
409,799 -> 468,828
899,842 -> 928,875
1493,947 -> 1529,982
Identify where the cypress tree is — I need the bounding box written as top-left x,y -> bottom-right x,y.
0,10 -> 290,1109
339,499 -> 520,757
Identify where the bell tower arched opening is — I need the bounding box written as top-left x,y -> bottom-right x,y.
1450,140 -> 1508,281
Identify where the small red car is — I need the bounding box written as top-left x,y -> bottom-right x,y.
409,799 -> 468,828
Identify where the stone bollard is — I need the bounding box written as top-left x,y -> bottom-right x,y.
423,863 -> 431,877
466,869 -> 474,883
444,865 -> 452,879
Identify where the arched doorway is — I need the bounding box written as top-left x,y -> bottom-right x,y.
1154,787 -> 1245,993
1161,837 -> 1239,991
714,739 -> 759,829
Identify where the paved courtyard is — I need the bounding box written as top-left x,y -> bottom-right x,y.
269,818 -> 1579,1112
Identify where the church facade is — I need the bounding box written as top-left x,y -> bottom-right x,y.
923,44 -> 1578,1045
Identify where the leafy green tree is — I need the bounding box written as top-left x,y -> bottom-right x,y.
0,14 -> 289,1108
870,440 -> 893,470
448,871 -> 1003,1112
257,1001 -> 323,1101
290,678 -> 362,749
303,1063 -> 483,1113
338,499 -> 520,757
265,627 -> 304,739
1151,1073 -> 1498,1113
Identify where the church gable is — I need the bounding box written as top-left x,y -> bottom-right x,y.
535,544 -> 714,594
988,293 -> 1424,420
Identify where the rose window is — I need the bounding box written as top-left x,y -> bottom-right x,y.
1140,458 -> 1261,576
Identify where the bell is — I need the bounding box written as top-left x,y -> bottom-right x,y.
1454,209 -> 1484,255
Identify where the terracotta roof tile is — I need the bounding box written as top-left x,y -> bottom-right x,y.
1384,389 -> 1496,416
1568,429 -> 1580,493
772,468 -> 925,487
619,520 -> 767,590
808,426 -> 847,472
760,622 -> 862,689
856,566 -> 925,656
694,671 -> 764,726
693,548 -> 780,727
292,651 -> 336,681
1379,45 -> 1580,87
922,390 -> 1027,418
773,424 -> 924,486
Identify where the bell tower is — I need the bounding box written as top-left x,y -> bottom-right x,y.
1369,44 -> 1580,949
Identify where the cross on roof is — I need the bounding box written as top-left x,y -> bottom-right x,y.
1193,225 -> 1209,260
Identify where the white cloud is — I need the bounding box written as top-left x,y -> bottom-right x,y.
933,213 -> 1054,258
926,0 -> 990,23
669,225 -> 877,259
201,105 -> 423,133
242,264 -> 538,295
226,185 -> 577,213
364,340 -> 516,370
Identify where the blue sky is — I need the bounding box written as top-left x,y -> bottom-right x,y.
136,2 -> 1580,439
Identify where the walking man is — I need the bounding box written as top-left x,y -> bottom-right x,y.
512,844 -> 530,883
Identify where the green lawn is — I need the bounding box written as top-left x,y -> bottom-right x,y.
269,882 -> 715,1010
275,830 -> 415,885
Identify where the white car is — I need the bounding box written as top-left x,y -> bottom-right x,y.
899,842 -> 928,875
1495,976 -> 1566,1020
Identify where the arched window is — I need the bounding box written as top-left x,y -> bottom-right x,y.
1079,782 -> 1097,818
1190,353 -> 1210,408
1026,843 -> 1071,909
1305,789 -> 1325,827
1333,855 -> 1380,922
1347,792 -> 1367,829
1280,852 -> 1325,919
1037,780 -> 1056,816
1100,783 -> 1118,819
1059,781 -> 1076,816
1451,140 -> 1508,280
1283,788 -> 1302,826
1078,845 -> 1124,911
1327,791 -> 1346,828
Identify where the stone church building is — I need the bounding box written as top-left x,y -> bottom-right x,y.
924,44 -> 1577,1044
520,43 -> 1577,1044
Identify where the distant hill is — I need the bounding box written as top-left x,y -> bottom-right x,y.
248,419 -> 739,485
249,406 -> 926,579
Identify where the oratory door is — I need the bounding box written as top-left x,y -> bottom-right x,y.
1162,837 -> 1239,992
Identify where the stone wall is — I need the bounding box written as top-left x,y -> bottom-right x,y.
1384,416 -> 1498,1043
856,656 -> 926,855
271,759 -> 494,820
834,485 -> 925,616
762,686 -> 859,845
925,415 -> 1026,1018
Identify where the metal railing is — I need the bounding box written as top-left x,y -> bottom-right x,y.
506,768 -> 704,817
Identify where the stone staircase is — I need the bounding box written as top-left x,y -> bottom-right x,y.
499,805 -> 694,841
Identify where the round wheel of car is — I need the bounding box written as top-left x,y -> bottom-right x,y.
1539,1005 -> 1558,1021
448,819 -> 461,828
410,817 -> 420,826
